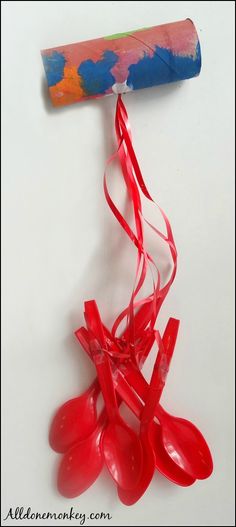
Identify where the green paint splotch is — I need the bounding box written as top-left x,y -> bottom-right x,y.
104,27 -> 149,40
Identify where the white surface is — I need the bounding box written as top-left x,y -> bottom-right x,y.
1,1 -> 235,526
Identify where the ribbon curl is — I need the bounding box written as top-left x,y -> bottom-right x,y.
101,95 -> 177,362
77,94 -> 178,365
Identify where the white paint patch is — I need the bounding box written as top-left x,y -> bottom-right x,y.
112,81 -> 132,94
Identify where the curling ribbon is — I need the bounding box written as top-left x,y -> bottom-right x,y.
78,94 -> 177,363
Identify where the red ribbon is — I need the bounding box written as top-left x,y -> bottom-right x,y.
99,94 -> 177,361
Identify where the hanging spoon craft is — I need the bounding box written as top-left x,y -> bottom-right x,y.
42,18 -> 213,504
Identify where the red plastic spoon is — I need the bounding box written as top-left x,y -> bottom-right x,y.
117,325 -> 196,505
49,379 -> 100,453
78,319 -> 196,488
121,354 -> 213,480
156,406 -> 213,479
57,411 -> 105,498
118,331 -> 164,505
111,358 -> 196,489
57,380 -> 133,499
85,300 -> 143,490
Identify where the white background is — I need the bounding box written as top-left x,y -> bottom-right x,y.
2,1 -> 235,526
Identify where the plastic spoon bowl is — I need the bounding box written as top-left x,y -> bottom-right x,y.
49,379 -> 100,453
57,412 -> 105,498
157,406 -> 213,479
149,422 -> 195,485
118,421 -> 155,505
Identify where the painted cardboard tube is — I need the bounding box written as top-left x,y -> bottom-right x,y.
41,19 -> 201,107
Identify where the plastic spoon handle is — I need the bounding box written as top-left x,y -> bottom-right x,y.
115,323 -> 178,422
91,343 -> 119,422
119,318 -> 179,406
77,329 -> 149,420
84,300 -> 119,422
84,300 -> 107,348
74,320 -> 155,407
140,327 -> 177,424
75,317 -> 178,420
105,317 -> 179,416
78,319 -> 179,423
